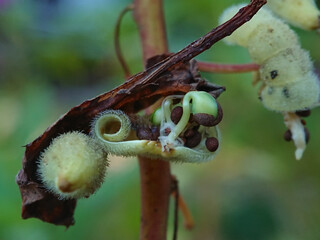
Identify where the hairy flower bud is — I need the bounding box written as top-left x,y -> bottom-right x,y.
219,5 -> 319,112
38,132 -> 108,199
267,0 -> 320,30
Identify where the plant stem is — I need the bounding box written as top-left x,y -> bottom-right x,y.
197,61 -> 259,73
133,0 -> 168,64
133,0 -> 171,240
138,157 -> 171,240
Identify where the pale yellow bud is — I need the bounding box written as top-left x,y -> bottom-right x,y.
267,0 -> 320,30
38,132 -> 108,199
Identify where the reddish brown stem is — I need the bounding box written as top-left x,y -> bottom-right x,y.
133,0 -> 171,240
138,157 -> 171,240
197,61 -> 259,73
133,0 -> 168,64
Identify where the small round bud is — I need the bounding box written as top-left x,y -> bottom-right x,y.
192,113 -> 216,126
184,129 -> 202,148
151,126 -> 160,140
184,128 -> 197,138
188,91 -> 218,117
205,137 -> 219,152
170,106 -> 183,124
38,132 -> 108,199
151,107 -> 163,125
137,127 -> 154,140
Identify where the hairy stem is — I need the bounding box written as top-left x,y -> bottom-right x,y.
133,0 -> 171,240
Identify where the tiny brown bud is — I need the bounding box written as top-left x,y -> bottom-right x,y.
136,127 -> 153,140
205,137 -> 219,152
296,109 -> 311,117
192,113 -> 216,126
184,131 -> 202,148
171,106 -> 183,124
283,129 -> 292,141
184,128 -> 196,138
151,126 -> 160,141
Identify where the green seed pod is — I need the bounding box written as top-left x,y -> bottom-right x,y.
37,132 -> 108,199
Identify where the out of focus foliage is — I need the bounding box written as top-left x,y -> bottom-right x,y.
1,0 -> 320,239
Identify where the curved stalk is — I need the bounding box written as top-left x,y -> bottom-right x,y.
114,4 -> 134,79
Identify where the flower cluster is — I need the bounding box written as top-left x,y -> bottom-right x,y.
37,91 -> 223,199
92,91 -> 222,163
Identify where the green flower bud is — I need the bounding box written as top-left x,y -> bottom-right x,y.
38,132 -> 108,199
267,0 -> 320,30
166,91 -> 218,143
150,107 -> 163,125
188,91 -> 218,117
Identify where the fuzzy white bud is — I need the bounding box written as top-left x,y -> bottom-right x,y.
38,132 -> 108,199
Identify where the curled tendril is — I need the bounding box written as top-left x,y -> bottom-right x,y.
93,110 -> 132,142
92,91 -> 222,163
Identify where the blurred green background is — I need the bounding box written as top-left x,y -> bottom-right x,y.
1,0 -> 320,239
